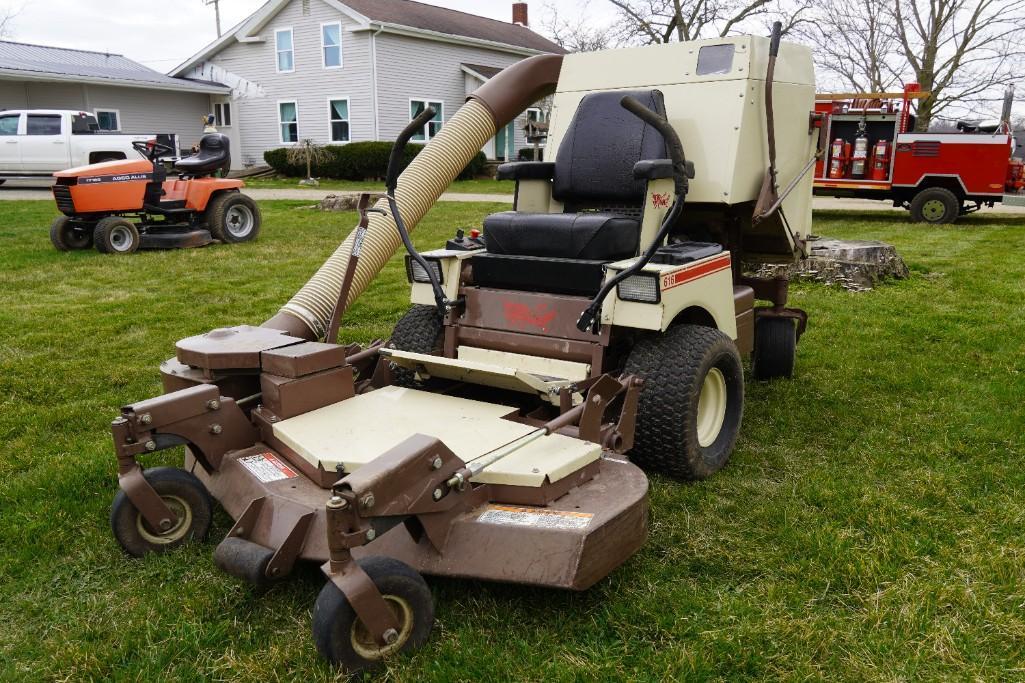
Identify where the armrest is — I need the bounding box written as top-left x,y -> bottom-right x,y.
496,161 -> 555,181
633,158 -> 696,181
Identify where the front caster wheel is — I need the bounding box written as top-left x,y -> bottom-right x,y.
312,556 -> 434,673
752,316 -> 797,380
110,467 -> 213,557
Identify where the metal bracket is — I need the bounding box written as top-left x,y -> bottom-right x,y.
322,558 -> 401,646
117,464 -> 178,531
266,511 -> 314,579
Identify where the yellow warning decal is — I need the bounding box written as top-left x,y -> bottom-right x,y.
477,504 -> 593,530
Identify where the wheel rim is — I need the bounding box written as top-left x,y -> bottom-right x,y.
225,205 -> 254,237
696,367 -> 728,447
135,495 -> 192,545
350,595 -> 414,661
109,225 -> 135,252
921,198 -> 947,221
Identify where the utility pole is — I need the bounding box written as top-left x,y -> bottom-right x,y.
204,0 -> 222,38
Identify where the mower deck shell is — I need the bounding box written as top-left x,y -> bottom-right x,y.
188,446 -> 648,590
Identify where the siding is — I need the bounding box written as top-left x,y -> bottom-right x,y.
0,79 -> 210,144
204,0 -> 372,165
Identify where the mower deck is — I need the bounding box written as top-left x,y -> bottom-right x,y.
188,445 -> 647,590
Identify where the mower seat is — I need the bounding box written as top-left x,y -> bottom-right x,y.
483,89 -> 668,262
175,133 -> 231,176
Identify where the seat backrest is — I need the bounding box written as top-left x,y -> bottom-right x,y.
552,89 -> 668,207
175,133 -> 231,175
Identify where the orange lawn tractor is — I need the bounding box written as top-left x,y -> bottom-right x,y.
49,133 -> 261,254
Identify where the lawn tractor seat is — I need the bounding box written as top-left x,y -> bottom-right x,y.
175,133 -> 231,177
476,90 -> 673,295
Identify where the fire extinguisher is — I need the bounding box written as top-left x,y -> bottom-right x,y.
851,124 -> 869,179
869,140 -> 891,180
828,138 -> 849,178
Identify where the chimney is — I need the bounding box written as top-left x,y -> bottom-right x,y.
512,2 -> 528,26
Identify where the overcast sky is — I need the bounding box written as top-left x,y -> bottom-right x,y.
0,0 -> 612,71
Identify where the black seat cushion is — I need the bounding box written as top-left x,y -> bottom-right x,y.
175,133 -> 231,175
484,211 -> 640,261
552,89 -> 668,205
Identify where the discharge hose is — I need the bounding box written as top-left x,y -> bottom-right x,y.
263,54 -> 565,340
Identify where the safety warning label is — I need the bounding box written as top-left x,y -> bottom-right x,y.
239,452 -> 298,483
477,505 -> 593,530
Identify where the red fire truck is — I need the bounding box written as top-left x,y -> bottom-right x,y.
814,84 -> 1025,223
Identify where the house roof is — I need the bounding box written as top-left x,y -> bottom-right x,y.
340,0 -> 565,54
0,40 -> 229,94
171,0 -> 563,77
461,63 -> 505,80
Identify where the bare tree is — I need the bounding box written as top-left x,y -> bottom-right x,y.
285,139 -> 332,186
797,0 -> 902,93
539,1 -> 618,52
804,0 -> 1025,130
605,0 -> 810,44
0,4 -> 20,39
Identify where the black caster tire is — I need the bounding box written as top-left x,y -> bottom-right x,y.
387,305 -> 444,388
50,216 -> 93,251
93,216 -> 140,254
213,537 -> 275,586
205,192 -> 261,243
752,317 -> 797,380
110,467 -> 212,557
312,556 -> 434,673
624,324 -> 745,480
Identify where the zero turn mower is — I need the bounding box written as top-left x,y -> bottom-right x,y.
49,133 -> 260,254
107,27 -> 819,673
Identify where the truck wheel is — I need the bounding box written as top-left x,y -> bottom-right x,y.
624,324 -> 744,480
110,467 -> 213,557
387,305 -> 444,388
312,556 -> 434,673
94,217 -> 140,254
909,187 -> 960,224
752,317 -> 797,380
50,216 -> 93,251
206,192 -> 261,243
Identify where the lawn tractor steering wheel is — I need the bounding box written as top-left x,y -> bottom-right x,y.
132,139 -> 175,161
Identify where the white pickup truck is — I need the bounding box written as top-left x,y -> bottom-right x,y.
0,110 -> 175,182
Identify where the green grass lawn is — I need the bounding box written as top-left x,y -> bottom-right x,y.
243,176 -> 514,195
1,201 -> 1023,681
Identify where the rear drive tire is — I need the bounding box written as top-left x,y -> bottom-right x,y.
50,216 -> 93,251
624,324 -> 744,480
110,467 -> 213,557
206,192 -> 261,243
752,317 -> 797,380
387,305 -> 444,388
94,217 -> 140,254
909,187 -> 960,224
313,556 -> 434,673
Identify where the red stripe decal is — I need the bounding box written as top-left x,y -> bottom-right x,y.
660,254 -> 732,291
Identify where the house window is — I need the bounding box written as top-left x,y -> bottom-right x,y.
322,22 -> 342,68
526,107 -> 543,122
95,110 -> 120,131
26,114 -> 62,135
276,28 -> 294,73
279,101 -> 298,143
214,102 -> 231,127
329,98 -> 349,142
409,99 -> 443,141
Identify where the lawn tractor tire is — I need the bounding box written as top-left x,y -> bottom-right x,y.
49,216 -> 93,251
387,305 -> 444,388
752,317 -> 797,380
110,467 -> 213,557
313,556 -> 434,673
93,217 -> 140,254
909,187 -> 960,224
624,324 -> 744,480
206,192 -> 261,243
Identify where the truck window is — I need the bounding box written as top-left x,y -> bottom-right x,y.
0,114 -> 18,136
696,44 -> 735,76
71,113 -> 99,135
26,114 -> 62,135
